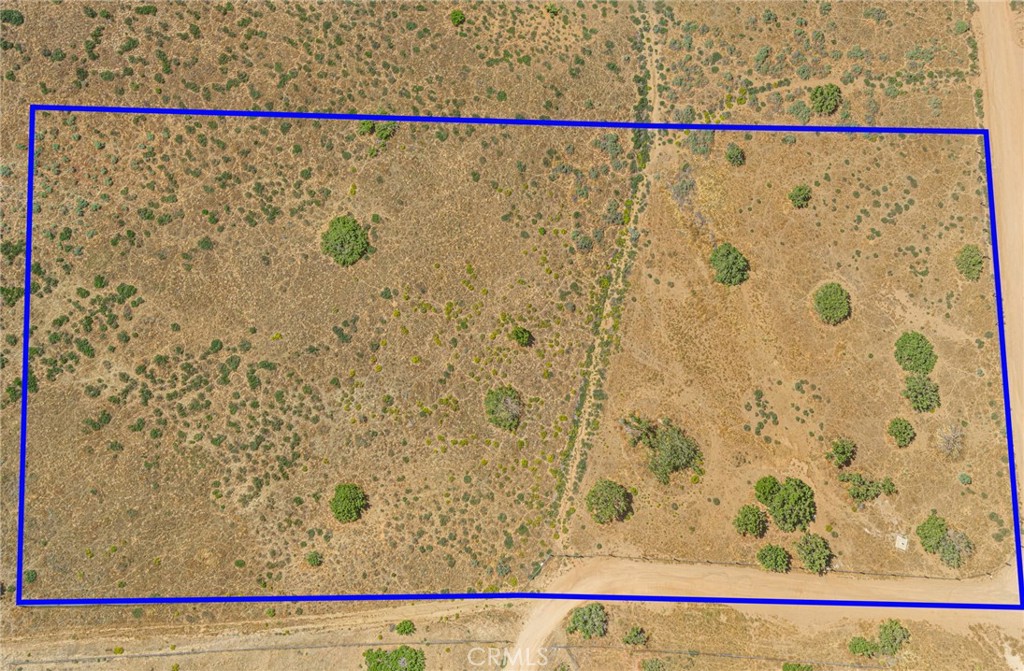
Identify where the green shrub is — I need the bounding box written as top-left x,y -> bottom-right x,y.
810,84 -> 842,115
893,331 -> 937,374
586,479 -> 632,523
795,533 -> 833,574
363,646 -> 425,671
756,544 -> 791,572
135,5 -> 157,15
758,477 -> 816,532
710,242 -> 750,285
321,215 -> 369,267
510,326 -> 534,347
955,244 -> 984,281
485,386 -> 524,431
449,9 -> 466,26
566,603 -> 608,639
647,423 -> 701,484
330,483 -> 368,523
642,659 -> 666,671
24,569 -> 37,583
813,283 -> 851,324
826,438 -> 856,468
902,375 -> 940,412
915,511 -> 948,554
878,619 -> 910,655
916,511 -> 973,568
838,472 -> 896,502
734,504 -> 768,537
623,626 -> 649,645
781,664 -> 814,671
396,619 -> 416,635
1,9 -> 24,24
848,636 -> 879,657
887,418 -> 916,447
788,184 -> 812,208
725,143 -> 746,166
305,551 -> 323,567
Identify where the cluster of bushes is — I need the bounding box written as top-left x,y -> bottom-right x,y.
566,603 -> 608,639
916,511 -> 974,568
826,437 -> 857,468
321,215 -> 370,267
838,472 -> 896,503
894,331 -> 941,412
849,620 -> 910,658
754,476 -> 816,532
741,477 -> 831,574
586,479 -> 632,524
622,414 -> 702,484
485,386 -> 523,431
709,242 -> 750,286
755,533 -> 832,574
363,646 -> 425,671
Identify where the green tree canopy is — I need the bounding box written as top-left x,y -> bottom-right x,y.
321,215 -> 370,267
894,331 -> 937,374
510,326 -> 534,347
788,184 -> 811,208
756,544 -> 791,573
760,477 -> 817,532
330,483 -> 368,523
725,142 -> 746,166
902,375 -> 940,412
796,533 -> 833,574
887,418 -> 916,447
826,438 -> 857,468
813,282 -> 851,324
733,504 -> 768,537
710,242 -> 750,285
586,479 -> 632,524
955,244 -> 984,281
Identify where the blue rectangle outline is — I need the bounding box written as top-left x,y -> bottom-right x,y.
15,104 -> 1022,610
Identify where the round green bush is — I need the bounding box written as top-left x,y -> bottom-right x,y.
955,244 -> 984,281
809,84 -> 842,115
756,544 -> 791,573
449,9 -> 466,26
510,326 -> 534,347
765,477 -> 816,533
788,184 -> 812,208
887,418 -> 916,447
725,142 -> 746,166
1,9 -> 25,25
586,479 -> 632,524
902,375 -> 940,412
709,242 -> 750,286
826,438 -> 857,468
484,386 -> 523,431
305,551 -> 323,567
321,215 -> 369,267
813,282 -> 851,324
894,331 -> 937,374
795,533 -> 833,574
733,504 -> 768,537
330,483 -> 368,523
396,619 -> 416,635
566,603 -> 608,639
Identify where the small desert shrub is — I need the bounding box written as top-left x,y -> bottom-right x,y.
756,544 -> 791,572
733,504 -> 768,537
485,386 -> 523,431
624,415 -> 702,483
305,551 -> 323,567
826,438 -> 857,468
916,511 -> 974,568
396,619 -> 416,635
878,619 -> 911,655
1,9 -> 25,24
363,646 -> 425,671
810,84 -> 842,115
788,184 -> 811,208
887,418 -> 916,447
330,483 -> 368,523
894,331 -> 937,374
709,242 -> 750,285
848,636 -> 879,657
449,9 -> 466,26
623,626 -> 649,645
955,244 -> 984,281
586,479 -> 632,523
321,215 -> 369,267
566,603 -> 608,639
795,533 -> 833,574
725,142 -> 746,166
510,326 -> 534,347
755,476 -> 816,532
902,375 -> 940,412
813,282 -> 850,324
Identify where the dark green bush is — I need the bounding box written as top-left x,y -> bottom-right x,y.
788,184 -> 812,208
364,646 -> 425,671
709,242 -> 750,285
955,244 -> 984,281
396,619 -> 416,635
1,9 -> 24,24
756,544 -> 791,572
754,475 -> 781,506
887,418 -> 916,447
894,331 -> 937,374
795,533 -> 833,574
733,504 -> 768,537
449,9 -> 466,26
485,386 -> 523,431
566,603 -> 608,639
321,215 -> 369,267
762,477 -> 816,532
810,84 -> 842,115
813,282 -> 851,324
902,375 -> 940,412
826,438 -> 856,468
586,479 -> 632,523
134,5 -> 157,15
330,483 -> 368,523
510,326 -> 534,347
725,142 -> 746,166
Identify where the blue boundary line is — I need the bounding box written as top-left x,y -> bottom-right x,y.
16,104 -> 1022,610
